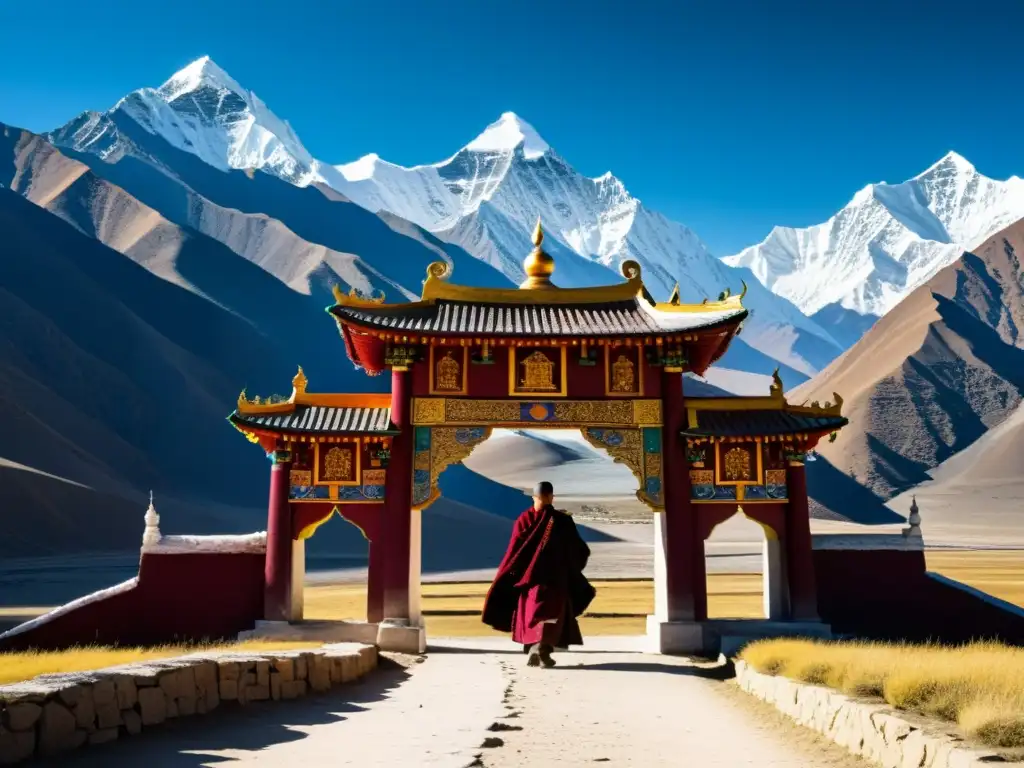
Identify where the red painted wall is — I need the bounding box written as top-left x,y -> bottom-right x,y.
0,551 -> 265,651
815,549 -> 1024,644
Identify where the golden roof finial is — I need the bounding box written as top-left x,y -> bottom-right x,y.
520,217 -> 556,290
769,367 -> 784,400
291,366 -> 308,398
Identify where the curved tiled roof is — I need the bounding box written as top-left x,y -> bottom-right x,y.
230,405 -> 397,435
331,298 -> 746,338
681,409 -> 848,438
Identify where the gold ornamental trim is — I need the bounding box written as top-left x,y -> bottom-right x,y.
410,398 -> 663,427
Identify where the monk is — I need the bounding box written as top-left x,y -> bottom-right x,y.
482,481 -> 595,667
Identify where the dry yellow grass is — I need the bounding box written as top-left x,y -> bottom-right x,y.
740,638 -> 1024,749
0,640 -> 323,686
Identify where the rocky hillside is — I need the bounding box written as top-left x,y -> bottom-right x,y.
795,217 -> 1024,517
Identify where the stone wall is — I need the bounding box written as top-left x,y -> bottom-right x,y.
734,660 -> 1010,768
0,643 -> 377,765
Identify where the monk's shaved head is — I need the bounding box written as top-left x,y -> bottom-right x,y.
532,481 -> 554,510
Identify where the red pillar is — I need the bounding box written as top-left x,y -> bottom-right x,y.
784,459 -> 820,621
366,540 -> 385,623
382,367 -> 413,620
659,369 -> 701,621
264,449 -> 293,621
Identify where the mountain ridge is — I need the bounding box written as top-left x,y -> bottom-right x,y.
794,216 -> 1024,515
725,152 -> 1024,340
56,56 -> 843,381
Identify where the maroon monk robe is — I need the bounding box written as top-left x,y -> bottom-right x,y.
482,505 -> 594,648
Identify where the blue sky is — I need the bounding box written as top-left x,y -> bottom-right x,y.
2,0 -> 1020,254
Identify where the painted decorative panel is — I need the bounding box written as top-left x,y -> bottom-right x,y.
605,345 -> 643,397
412,397 -> 662,427
430,345 -> 468,395
714,441 -> 763,486
314,443 -> 360,486
411,426 -> 492,510
766,468 -> 788,499
581,427 -> 663,509
509,347 -> 567,396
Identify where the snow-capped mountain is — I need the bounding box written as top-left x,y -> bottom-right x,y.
53,56 -> 845,379
114,56 -> 321,185
724,153 -> 1024,321
331,112 -> 843,377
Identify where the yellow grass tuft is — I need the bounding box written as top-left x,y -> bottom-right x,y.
740,638 -> 1024,749
0,640 -> 323,686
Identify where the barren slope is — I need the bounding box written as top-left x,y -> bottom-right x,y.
794,218 -> 1024,517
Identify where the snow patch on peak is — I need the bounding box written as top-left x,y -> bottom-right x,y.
466,112 -> 549,160
850,183 -> 875,206
337,153 -> 381,181
917,150 -> 975,178
158,56 -> 245,102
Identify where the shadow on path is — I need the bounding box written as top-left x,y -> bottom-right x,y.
40,661 -> 412,767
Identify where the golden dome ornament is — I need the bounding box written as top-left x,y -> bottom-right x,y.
519,217 -> 557,289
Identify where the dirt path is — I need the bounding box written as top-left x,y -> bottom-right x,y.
48,638 -> 865,767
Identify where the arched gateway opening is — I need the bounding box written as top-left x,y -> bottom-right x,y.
703,507 -> 786,621
228,221 -> 848,654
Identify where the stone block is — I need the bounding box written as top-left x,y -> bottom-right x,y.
309,656 -> 331,693
245,684 -> 270,703
270,673 -> 282,701
114,676 -> 138,710
5,702 -> 42,732
92,679 -> 116,706
196,698 -> 208,715
132,667 -> 160,687
165,697 -> 179,719
179,665 -> 197,693
194,662 -> 217,697
217,661 -> 240,683
138,687 -> 167,726
274,657 -> 295,682
0,727 -> 35,765
177,695 -> 196,717
348,653 -> 364,683
220,680 -> 238,701
95,701 -> 122,730
38,701 -> 78,756
256,661 -> 270,687
121,709 -> 142,736
280,680 -> 306,700
72,687 -> 96,731
88,728 -> 118,746
295,655 -> 308,680
56,685 -> 84,708
901,730 -> 927,768
328,657 -> 344,685
158,670 -> 181,699
240,672 -> 256,689
204,683 -> 220,712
